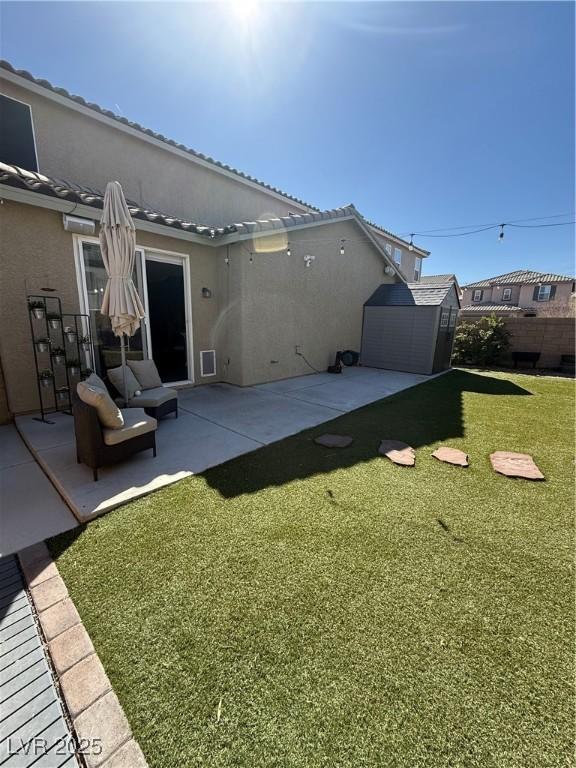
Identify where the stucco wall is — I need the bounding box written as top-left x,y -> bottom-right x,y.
0,200 -> 223,415
222,220 -> 396,386
0,78 -> 311,226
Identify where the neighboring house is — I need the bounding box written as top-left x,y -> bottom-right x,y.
461,270 -> 575,318
0,60 -> 431,417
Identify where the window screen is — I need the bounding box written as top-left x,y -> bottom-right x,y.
0,95 -> 38,171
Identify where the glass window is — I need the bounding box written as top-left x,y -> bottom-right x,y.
537,285 -> 552,301
473,289 -> 482,302
385,243 -> 393,256
0,95 -> 38,171
440,310 -> 449,328
449,308 -> 457,327
502,288 -> 512,301
81,242 -> 146,375
394,247 -> 402,265
414,257 -> 422,281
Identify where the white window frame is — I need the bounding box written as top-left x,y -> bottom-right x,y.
537,285 -> 552,302
73,235 -> 195,385
502,288 -> 512,301
472,289 -> 482,302
440,310 -> 450,328
0,92 -> 40,172
449,308 -> 457,327
414,257 -> 422,281
394,247 -> 402,265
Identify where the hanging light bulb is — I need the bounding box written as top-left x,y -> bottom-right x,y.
249,253 -> 254,264
408,235 -> 415,252
286,243 -> 291,257
498,224 -> 505,241
340,240 -> 345,256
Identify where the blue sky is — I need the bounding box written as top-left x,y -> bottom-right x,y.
1,1 -> 574,283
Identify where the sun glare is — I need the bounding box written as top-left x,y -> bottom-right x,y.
229,0 -> 259,23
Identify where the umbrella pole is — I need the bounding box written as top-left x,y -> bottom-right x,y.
121,335 -> 127,407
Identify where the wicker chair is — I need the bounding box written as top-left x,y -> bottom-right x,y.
73,393 -> 157,481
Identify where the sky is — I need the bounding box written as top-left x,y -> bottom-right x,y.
1,1 -> 574,283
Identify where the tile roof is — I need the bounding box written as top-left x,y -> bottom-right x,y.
460,302 -> 525,313
0,59 -> 425,254
365,282 -> 455,307
419,274 -> 457,284
464,270 -> 574,289
0,60 -> 318,212
0,163 -> 408,260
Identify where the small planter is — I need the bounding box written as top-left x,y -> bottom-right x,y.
38,370 -> 54,389
36,339 -> 51,353
31,307 -> 45,320
56,387 -> 69,403
67,361 -> 81,377
47,315 -> 61,330
79,336 -> 91,351
64,327 -> 77,344
51,348 -> 65,366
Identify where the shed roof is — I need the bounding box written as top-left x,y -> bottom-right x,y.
365,282 -> 455,307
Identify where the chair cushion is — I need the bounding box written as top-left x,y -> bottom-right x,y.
102,408 -> 157,446
127,359 -> 163,390
77,381 -> 124,429
128,387 -> 177,408
85,372 -> 107,391
107,365 -> 141,401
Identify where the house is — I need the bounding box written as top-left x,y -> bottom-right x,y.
0,60 -> 431,420
461,270 -> 575,318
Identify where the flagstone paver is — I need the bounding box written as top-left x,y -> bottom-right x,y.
379,440 -> 416,466
432,446 -> 470,467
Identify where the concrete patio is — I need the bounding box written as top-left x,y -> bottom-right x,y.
14,367 -> 440,523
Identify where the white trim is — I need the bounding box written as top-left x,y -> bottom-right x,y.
0,68 -> 313,214
199,350 -> 217,378
0,92 -> 39,172
502,287 -> 512,301
143,248 -> 195,385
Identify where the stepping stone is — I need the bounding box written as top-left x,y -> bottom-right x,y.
490,451 -> 545,481
379,440 -> 415,466
432,447 -> 469,467
314,434 -> 353,448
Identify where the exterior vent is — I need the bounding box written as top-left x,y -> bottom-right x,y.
200,350 -> 216,377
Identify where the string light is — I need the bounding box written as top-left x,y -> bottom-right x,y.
286,243 -> 291,257
498,224 -> 505,241
340,240 -> 345,256
408,234 -> 415,252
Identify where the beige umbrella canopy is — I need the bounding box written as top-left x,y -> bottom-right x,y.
100,181 -> 145,337
99,181 -> 145,401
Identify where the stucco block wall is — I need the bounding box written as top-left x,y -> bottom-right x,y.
0,79 -> 310,226
0,201 -> 223,415
222,220 -> 395,386
500,317 -> 575,368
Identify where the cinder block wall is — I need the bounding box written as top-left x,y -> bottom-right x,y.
458,317 -> 575,368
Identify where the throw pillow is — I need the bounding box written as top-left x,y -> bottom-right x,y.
107,366 -> 141,401
127,359 -> 163,390
77,381 -> 124,429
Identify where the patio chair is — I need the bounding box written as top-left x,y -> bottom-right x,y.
73,392 -> 157,482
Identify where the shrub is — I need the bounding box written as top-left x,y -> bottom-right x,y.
452,315 -> 511,366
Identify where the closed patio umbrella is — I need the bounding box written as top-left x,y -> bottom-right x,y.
99,181 -> 145,403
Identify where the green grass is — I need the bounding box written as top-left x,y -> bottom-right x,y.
50,370 -> 575,768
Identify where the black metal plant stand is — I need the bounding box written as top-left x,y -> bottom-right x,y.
28,294 -> 95,424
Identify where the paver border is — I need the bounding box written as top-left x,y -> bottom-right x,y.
18,542 -> 148,768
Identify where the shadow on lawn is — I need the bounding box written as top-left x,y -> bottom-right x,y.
202,369 -> 531,499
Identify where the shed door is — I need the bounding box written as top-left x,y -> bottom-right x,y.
432,307 -> 457,372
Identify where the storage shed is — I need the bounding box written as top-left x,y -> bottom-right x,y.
361,282 -> 460,375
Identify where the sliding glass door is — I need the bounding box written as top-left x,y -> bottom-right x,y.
79,241 -> 147,376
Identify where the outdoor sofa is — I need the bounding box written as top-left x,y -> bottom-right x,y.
105,360 -> 178,420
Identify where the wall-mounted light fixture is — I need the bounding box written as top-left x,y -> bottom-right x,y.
304,254 -> 316,268
201,287 -> 212,298
384,266 -> 395,276
62,214 -> 95,235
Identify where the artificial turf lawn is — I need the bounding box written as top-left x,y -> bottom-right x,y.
49,369 -> 574,768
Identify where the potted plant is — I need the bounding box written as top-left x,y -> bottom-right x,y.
36,337 -> 51,353
29,300 -> 45,320
38,369 -> 54,389
67,359 -> 81,377
64,326 -> 77,344
55,386 -> 69,403
79,334 -> 91,351
51,346 -> 65,365
46,312 -> 61,330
